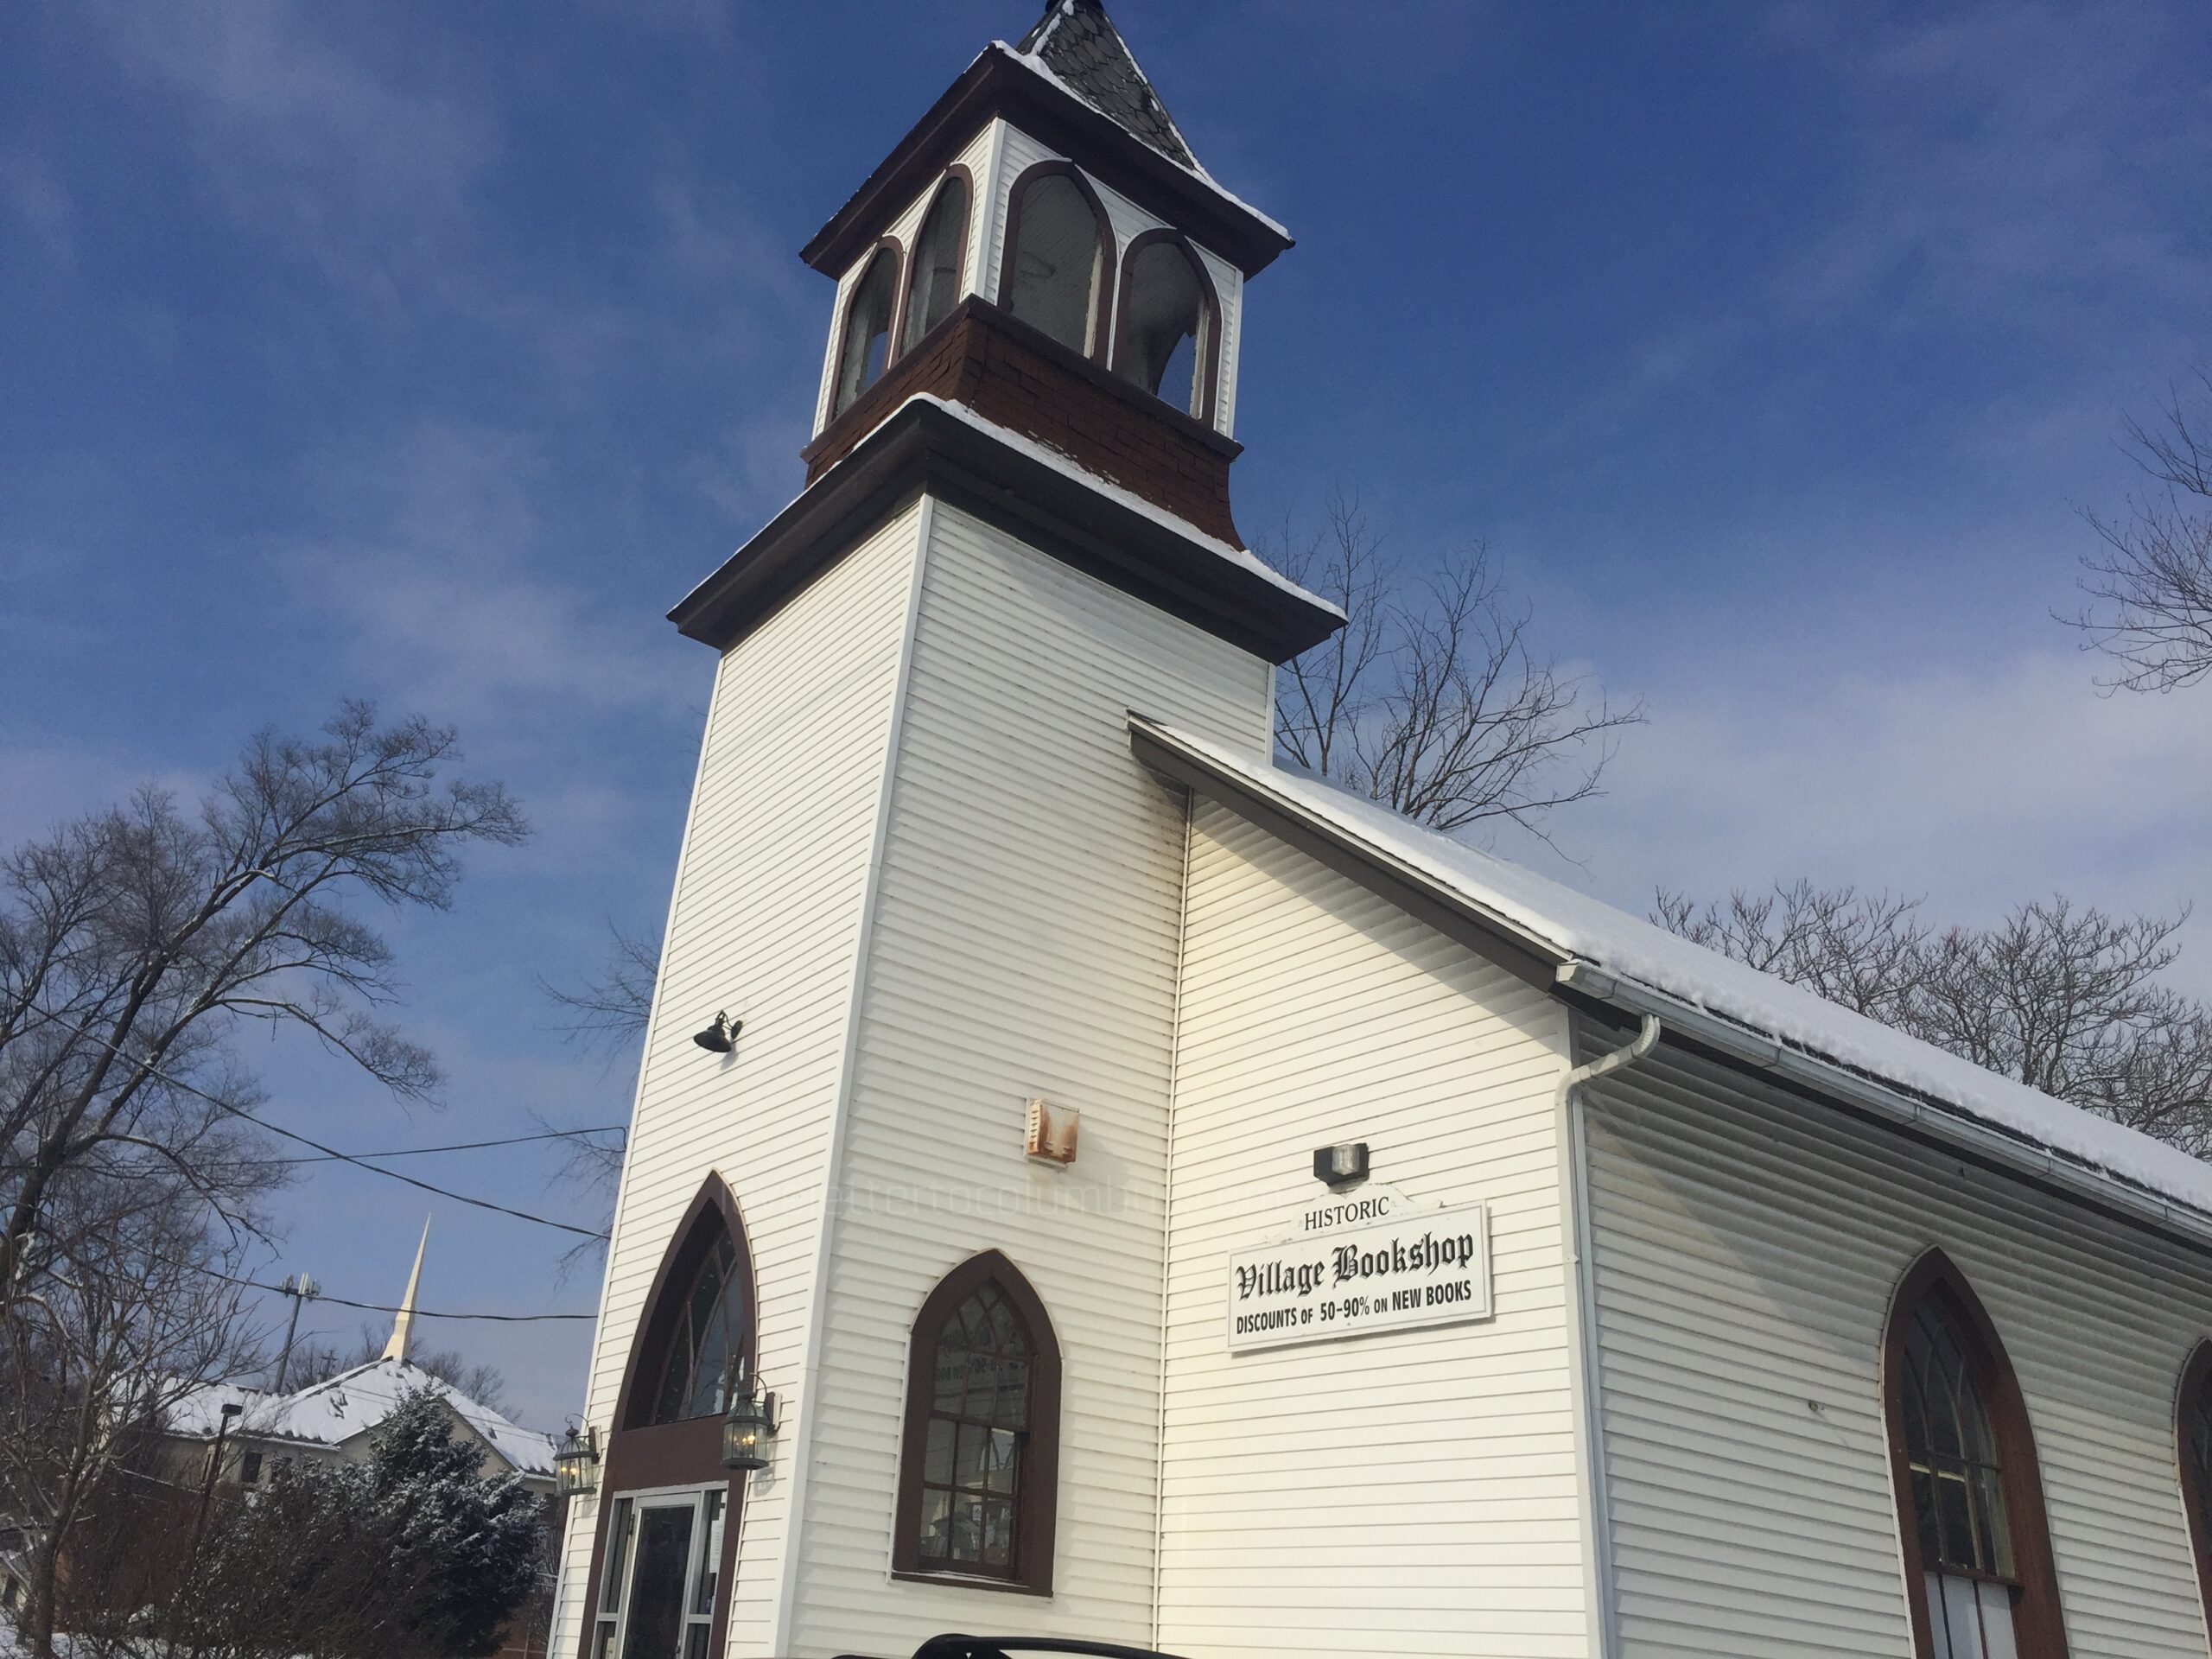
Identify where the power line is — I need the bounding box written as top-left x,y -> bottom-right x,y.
257,1126 -> 625,1166
186,1256 -> 596,1325
16,1001 -> 611,1241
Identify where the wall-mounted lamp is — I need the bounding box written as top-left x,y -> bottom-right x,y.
692,1013 -> 740,1053
554,1423 -> 600,1497
1313,1142 -> 1370,1187
721,1367 -> 779,1471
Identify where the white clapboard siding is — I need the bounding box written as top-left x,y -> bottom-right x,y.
786,500 -> 1274,1656
549,507 -> 923,1659
1156,804 -> 1590,1659
1580,1028 -> 2212,1659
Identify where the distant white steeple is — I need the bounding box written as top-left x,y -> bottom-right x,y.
381,1217 -> 431,1363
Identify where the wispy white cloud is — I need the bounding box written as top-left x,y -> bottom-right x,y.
0,150 -> 75,270
1503,644 -> 2212,995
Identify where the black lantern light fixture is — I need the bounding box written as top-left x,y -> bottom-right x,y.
721,1365 -> 779,1471
554,1423 -> 600,1497
692,1012 -> 741,1053
1313,1141 -> 1370,1187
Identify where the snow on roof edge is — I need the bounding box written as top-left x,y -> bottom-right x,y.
1141,717 -> 2212,1230
910,394 -> 1341,617
988,43 -> 1292,241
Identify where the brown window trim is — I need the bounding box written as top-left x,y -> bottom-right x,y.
2178,1339 -> 2212,1630
1880,1247 -> 2070,1659
995,159 -> 1116,366
833,236 -> 906,422
894,165 -> 975,361
891,1249 -> 1062,1597
1110,226 -> 1219,428
575,1174 -> 757,1659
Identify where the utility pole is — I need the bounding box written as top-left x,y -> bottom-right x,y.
271,1272 -> 319,1392
165,1400 -> 241,1647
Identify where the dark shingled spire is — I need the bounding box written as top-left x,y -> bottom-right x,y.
1015,0 -> 1198,171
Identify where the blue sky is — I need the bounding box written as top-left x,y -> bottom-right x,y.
3,1 -> 2209,1429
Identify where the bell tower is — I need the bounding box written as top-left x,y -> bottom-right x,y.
556,7 -> 1339,1657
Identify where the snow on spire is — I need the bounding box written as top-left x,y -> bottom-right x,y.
381,1217 -> 431,1363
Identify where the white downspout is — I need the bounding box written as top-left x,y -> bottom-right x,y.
1556,1009 -> 1660,1659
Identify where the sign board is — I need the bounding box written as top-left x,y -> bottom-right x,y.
1225,1200 -> 1491,1352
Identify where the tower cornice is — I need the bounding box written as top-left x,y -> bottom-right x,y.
670,396 -> 1341,664
801,43 -> 1293,283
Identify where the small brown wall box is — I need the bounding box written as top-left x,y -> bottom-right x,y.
1025,1098 -> 1079,1165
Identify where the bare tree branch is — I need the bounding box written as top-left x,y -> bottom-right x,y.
1656,884 -> 2212,1155
1272,496 -> 1644,840
2068,363 -> 2212,691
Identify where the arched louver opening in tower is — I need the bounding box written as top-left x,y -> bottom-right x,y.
901,172 -> 971,353
1000,163 -> 1111,361
1115,232 -> 1214,420
1882,1249 -> 2069,1659
832,243 -> 900,420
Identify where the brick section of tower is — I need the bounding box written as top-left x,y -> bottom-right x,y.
802,297 -> 1244,549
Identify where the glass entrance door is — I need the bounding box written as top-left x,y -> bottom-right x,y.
592,1489 -> 725,1659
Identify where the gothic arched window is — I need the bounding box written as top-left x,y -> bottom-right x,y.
999,163 -> 1111,361
832,242 -> 900,420
1882,1250 -> 2069,1659
619,1184 -> 753,1432
901,171 -> 970,353
2179,1342 -> 2212,1626
1114,232 -> 1214,420
893,1251 -> 1061,1594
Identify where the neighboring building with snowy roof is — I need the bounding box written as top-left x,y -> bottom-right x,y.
161,1227 -> 556,1499
555,4 -> 2212,1659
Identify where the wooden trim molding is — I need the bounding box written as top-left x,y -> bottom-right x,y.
2178,1339 -> 2212,1635
995,159 -> 1116,365
1111,227 -> 1219,427
1879,1248 -> 2071,1659
575,1174 -> 757,1658
890,1249 -> 1063,1596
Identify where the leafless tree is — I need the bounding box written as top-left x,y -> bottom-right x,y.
537,924 -> 658,1063
533,922 -> 655,1255
0,1179 -> 263,1658
1652,882 -> 1930,1027
2069,365 -> 2212,691
1657,885 -> 2212,1154
0,702 -> 524,1656
1271,497 -> 1644,842
0,702 -> 527,1297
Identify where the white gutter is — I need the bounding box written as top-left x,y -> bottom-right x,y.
1555,1013 -> 1660,1659
1554,960 -> 2212,1254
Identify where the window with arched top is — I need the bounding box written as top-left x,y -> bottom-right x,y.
832,242 -> 900,420
1114,232 -> 1215,420
2178,1342 -> 2212,1629
999,163 -> 1112,361
893,1250 -> 1061,1594
588,1177 -> 753,1659
901,171 -> 970,353
1882,1249 -> 2069,1659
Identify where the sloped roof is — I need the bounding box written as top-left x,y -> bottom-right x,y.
165,1358 -> 556,1478
1014,0 -> 1198,170
1133,717 -> 2212,1238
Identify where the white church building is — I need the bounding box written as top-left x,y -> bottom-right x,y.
551,5 -> 2212,1658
